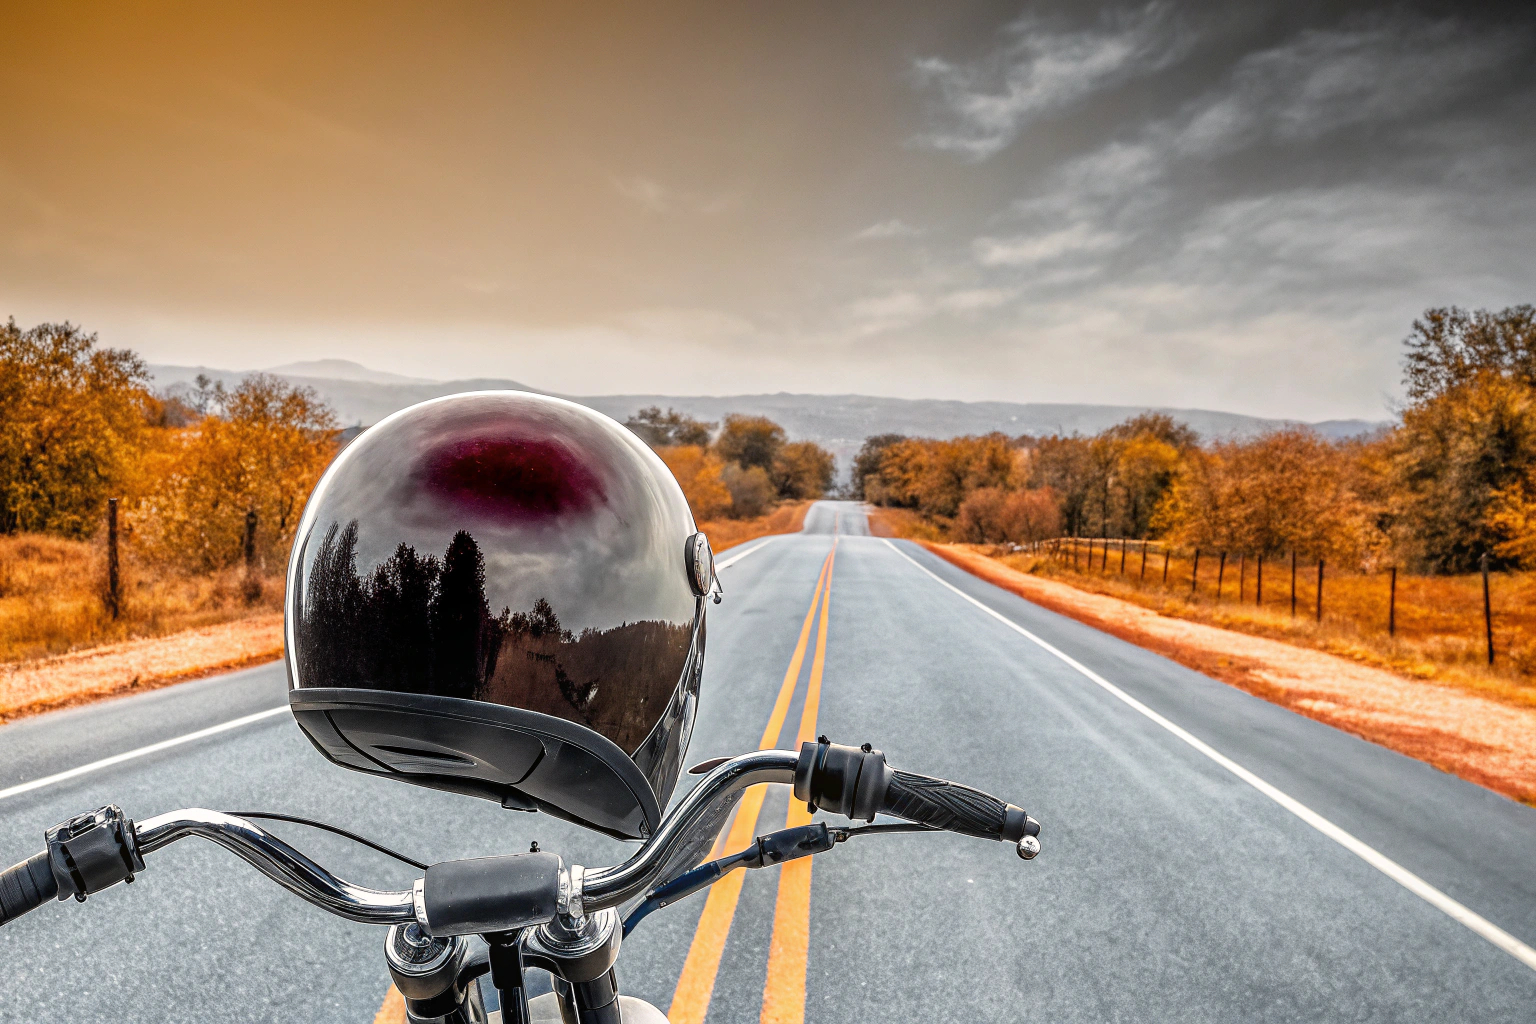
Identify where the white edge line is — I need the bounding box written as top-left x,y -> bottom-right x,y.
0,706 -> 288,803
881,538 -> 1536,973
716,538 -> 774,570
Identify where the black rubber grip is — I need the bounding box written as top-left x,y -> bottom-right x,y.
879,769 -> 1030,843
422,852 -> 562,937
0,851 -> 58,927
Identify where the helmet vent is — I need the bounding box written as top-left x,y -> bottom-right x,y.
371,744 -> 477,768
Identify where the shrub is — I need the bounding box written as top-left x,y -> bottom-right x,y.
723,463 -> 775,518
956,488 -> 1062,544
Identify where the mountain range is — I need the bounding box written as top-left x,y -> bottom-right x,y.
148,360 -> 1391,477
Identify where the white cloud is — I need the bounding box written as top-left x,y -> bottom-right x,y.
914,3 -> 1188,160
973,224 -> 1123,267
854,219 -> 923,240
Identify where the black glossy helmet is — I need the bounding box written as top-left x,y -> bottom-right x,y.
284,392 -> 714,839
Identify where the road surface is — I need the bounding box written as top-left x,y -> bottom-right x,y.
1,500 -> 1533,1022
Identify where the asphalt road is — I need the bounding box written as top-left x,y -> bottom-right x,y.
2,499 -> 1534,1022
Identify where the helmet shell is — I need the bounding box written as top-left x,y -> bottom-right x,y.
284,391 -> 705,838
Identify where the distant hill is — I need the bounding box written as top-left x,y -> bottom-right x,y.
261,358 -> 434,384
147,363 -> 1391,478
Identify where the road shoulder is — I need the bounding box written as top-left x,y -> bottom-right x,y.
923,541 -> 1536,806
0,614 -> 283,723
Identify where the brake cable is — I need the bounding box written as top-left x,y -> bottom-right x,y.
222,811 -> 430,871
621,820 -> 943,936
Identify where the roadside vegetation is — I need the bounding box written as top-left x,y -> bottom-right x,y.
863,304 -> 1536,697
0,318 -> 832,673
623,405 -> 832,551
0,319 -> 328,663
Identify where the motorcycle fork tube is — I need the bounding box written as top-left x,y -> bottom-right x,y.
552,969 -> 622,1024
488,932 -> 532,1024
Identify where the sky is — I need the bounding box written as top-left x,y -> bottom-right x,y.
2,1 -> 1533,421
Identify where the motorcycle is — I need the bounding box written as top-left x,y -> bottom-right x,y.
0,736 -> 1040,1023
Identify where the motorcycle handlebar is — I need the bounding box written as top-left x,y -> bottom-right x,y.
1,737 -> 1038,933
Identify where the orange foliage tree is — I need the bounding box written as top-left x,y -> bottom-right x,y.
0,320 -> 154,537
1154,427 -> 1371,562
655,445 -> 733,522
138,375 -> 338,572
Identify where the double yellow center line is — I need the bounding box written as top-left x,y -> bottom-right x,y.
669,541 -> 837,1024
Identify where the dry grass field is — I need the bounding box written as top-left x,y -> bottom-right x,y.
0,502 -> 813,722
1007,541 -> 1536,707
0,533 -> 282,664
871,509 -> 1535,705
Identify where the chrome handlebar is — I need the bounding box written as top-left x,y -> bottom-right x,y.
127,749 -> 800,929
580,748 -> 798,911
133,809 -> 417,926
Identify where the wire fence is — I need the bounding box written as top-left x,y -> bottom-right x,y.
1013,536 -> 1530,670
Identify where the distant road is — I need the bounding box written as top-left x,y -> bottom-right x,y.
1,500 -> 1532,1022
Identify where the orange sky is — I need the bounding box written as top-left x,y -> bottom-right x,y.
3,1 -> 1533,418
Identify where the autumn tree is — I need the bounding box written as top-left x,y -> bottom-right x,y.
1027,436 -> 1096,536
714,414 -> 786,473
625,407 -> 714,448
772,441 -> 835,500
655,445 -> 732,521
0,320 -> 154,537
1388,373 -> 1536,571
142,374 -> 338,572
1402,305 -> 1536,403
851,434 -> 905,499
1156,427 -> 1368,562
1383,305 -> 1536,571
864,434 -> 1016,517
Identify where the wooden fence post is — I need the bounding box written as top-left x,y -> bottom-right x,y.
1481,553 -> 1494,666
1388,566 -> 1397,637
1316,558 -> 1324,622
1119,539 -> 1127,574
244,509 -> 258,571
1238,553 -> 1246,603
1216,552 -> 1226,602
1256,554 -> 1263,605
106,498 -> 120,620
1100,537 -> 1109,572
1140,540 -> 1148,581
1290,549 -> 1297,618
1162,548 -> 1171,585
1191,548 -> 1200,595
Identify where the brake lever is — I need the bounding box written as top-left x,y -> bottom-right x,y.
622,822 -> 837,936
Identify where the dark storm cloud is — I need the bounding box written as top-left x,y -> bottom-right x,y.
1,1 -> 1533,419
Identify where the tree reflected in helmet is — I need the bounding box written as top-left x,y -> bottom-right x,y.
296,519 -> 691,756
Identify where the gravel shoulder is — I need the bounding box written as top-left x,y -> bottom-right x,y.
0,614 -> 283,722
925,542 -> 1536,806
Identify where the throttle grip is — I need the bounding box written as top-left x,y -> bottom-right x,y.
0,852 -> 58,927
793,739 -> 1037,845
880,768 -> 1030,842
